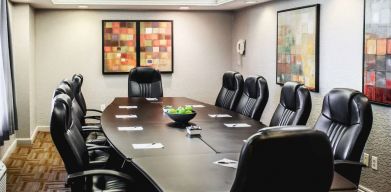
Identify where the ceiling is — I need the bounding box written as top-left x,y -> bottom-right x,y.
10,0 -> 273,10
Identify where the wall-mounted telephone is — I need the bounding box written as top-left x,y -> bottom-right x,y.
236,39 -> 246,55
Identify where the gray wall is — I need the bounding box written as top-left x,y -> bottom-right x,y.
232,0 -> 391,191
10,3 -> 35,138
34,10 -> 233,126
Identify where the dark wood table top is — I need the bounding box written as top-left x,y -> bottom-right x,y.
101,97 -> 357,192
101,97 -> 264,158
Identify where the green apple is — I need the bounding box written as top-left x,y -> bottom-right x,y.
168,108 -> 177,114
185,106 -> 193,111
177,108 -> 186,114
185,110 -> 193,114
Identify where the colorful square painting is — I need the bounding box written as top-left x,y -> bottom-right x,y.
364,0 -> 391,105
103,21 -> 137,73
140,21 -> 173,72
276,5 -> 320,92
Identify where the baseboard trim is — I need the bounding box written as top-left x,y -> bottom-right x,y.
16,125 -> 49,146
1,138 -> 17,162
359,185 -> 375,192
16,138 -> 32,145
2,126 -> 50,161
35,125 -> 50,132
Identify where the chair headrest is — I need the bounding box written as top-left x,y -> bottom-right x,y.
52,94 -> 73,130
322,88 -> 362,125
72,74 -> 83,83
71,75 -> 83,95
243,76 -> 258,98
222,71 -> 241,90
128,67 -> 162,84
280,81 -> 302,110
54,80 -> 74,99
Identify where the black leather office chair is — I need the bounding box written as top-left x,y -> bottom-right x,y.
269,82 -> 311,126
54,80 -> 106,145
128,67 -> 163,97
235,76 -> 269,121
314,88 -> 373,185
50,94 -> 134,191
215,71 -> 244,110
231,127 -> 334,192
72,74 -> 102,120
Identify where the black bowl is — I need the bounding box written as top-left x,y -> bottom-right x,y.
165,111 -> 197,124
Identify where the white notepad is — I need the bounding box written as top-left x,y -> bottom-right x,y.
224,123 -> 251,128
208,114 -> 232,118
132,143 -> 164,149
213,158 -> 238,169
119,106 -> 138,109
186,104 -> 205,108
118,126 -> 143,131
115,115 -> 137,119
146,98 -> 158,101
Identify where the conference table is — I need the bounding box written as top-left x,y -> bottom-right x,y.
101,97 -> 357,192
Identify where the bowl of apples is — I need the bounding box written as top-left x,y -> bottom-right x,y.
165,106 -> 196,124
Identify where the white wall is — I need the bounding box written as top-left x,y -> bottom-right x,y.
35,10 -> 233,126
232,0 -> 391,191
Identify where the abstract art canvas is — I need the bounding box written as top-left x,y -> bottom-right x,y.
363,0 -> 391,106
276,5 -> 320,92
103,21 -> 137,74
102,20 -> 173,74
140,21 -> 173,72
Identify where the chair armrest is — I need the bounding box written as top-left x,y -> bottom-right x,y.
85,116 -> 101,120
334,160 -> 364,186
86,143 -> 99,148
86,139 -> 107,145
334,160 -> 365,167
89,161 -> 107,168
87,109 -> 103,113
87,145 -> 111,151
81,125 -> 102,133
67,169 -> 134,183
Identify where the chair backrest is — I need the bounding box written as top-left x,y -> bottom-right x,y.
235,76 -> 269,121
231,127 -> 334,192
269,82 -> 311,126
215,71 -> 244,110
314,88 -> 373,161
54,81 -> 86,130
50,94 -> 90,174
128,67 -> 163,97
72,74 -> 87,115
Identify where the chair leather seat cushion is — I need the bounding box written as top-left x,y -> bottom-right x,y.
89,150 -> 109,162
86,132 -> 107,145
93,175 -> 130,191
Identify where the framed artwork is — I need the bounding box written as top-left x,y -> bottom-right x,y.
103,21 -> 137,74
140,21 -> 173,72
102,20 -> 173,74
276,4 -> 320,92
363,0 -> 391,106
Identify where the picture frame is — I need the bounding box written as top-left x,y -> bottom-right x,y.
276,4 -> 320,92
102,20 -> 174,74
362,0 -> 391,106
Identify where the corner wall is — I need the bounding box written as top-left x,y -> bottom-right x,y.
232,0 -> 391,191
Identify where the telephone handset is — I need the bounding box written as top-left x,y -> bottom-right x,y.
236,39 -> 246,55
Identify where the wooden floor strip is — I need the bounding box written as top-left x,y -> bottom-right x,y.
4,132 -> 70,192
